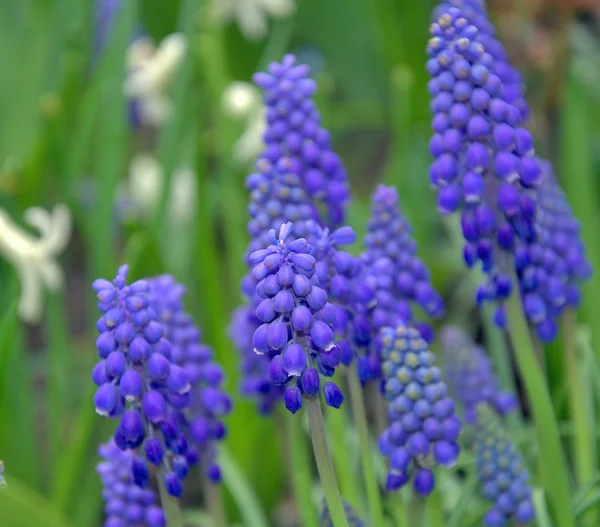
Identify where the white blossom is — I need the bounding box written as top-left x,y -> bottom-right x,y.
124,33 -> 187,127
213,0 -> 295,41
222,81 -> 265,165
0,204 -> 71,323
119,154 -> 197,224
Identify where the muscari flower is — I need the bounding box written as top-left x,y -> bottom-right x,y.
212,0 -> 295,42
378,326 -> 462,496
474,404 -> 535,527
362,184 -> 444,336
441,325 -> 516,423
250,222 -> 345,414
253,54 -> 350,229
512,161 -> 592,342
92,265 -> 191,497
148,275 -> 232,482
0,460 -> 6,489
426,3 -> 543,325
97,440 -> 165,527
0,204 -> 71,323
320,499 -> 365,527
230,305 -> 286,414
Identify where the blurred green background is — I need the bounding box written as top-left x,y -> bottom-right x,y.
1,0 -> 600,526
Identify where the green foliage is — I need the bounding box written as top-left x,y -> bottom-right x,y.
0,1 -> 599,526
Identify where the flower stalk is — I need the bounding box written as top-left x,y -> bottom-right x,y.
504,279 -> 574,527
347,363 -> 385,527
203,476 -> 228,527
157,466 -> 184,527
305,395 -> 350,527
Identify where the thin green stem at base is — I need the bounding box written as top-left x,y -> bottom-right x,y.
504,286 -> 574,527
347,363 -> 385,527
305,396 -> 350,527
202,476 -> 228,527
563,309 -> 597,527
409,493 -> 427,527
284,412 -> 320,527
327,398 -> 364,514
157,467 -> 184,527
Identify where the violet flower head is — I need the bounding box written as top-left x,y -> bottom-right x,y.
357,185 -> 444,357
513,161 -> 592,342
427,3 -> 543,318
379,326 -> 462,496
253,54 -> 350,228
475,404 -> 535,527
246,155 -> 317,256
441,325 -> 516,423
92,265 -> 191,497
97,440 -> 166,527
148,275 -> 232,483
230,306 -> 285,414
320,499 -> 366,527
250,222 -> 345,414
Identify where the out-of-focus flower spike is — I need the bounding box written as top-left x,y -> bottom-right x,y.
97,439 -> 166,527
252,54 -> 350,228
441,325 -> 516,422
319,499 -> 366,527
379,325 -> 462,496
474,404 -> 535,526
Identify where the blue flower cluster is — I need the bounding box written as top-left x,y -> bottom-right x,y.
320,499 -> 365,527
362,185 -> 444,340
426,3 -> 543,321
474,404 -> 535,526
378,326 -> 461,495
441,326 -> 516,423
92,266 -> 191,497
148,275 -> 232,483
253,54 -> 350,228
250,222 -> 345,413
513,162 -> 592,341
97,440 -> 166,527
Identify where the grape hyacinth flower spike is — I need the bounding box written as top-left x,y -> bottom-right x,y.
148,275 -> 232,484
250,222 -> 344,414
92,265 -> 191,498
320,499 -> 366,527
426,4 -> 543,324
441,325 -> 516,423
253,54 -> 350,228
97,440 -> 166,527
475,404 -> 535,526
379,326 -> 461,496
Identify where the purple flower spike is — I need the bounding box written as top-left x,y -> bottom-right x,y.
379,326 -> 462,493
96,439 -> 165,527
427,2 -> 545,320
252,54 -> 350,229
441,326 -> 516,422
147,274 -> 232,484
245,222 -> 347,413
475,404 -> 535,526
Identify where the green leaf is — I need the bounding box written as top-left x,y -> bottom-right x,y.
0,475 -> 70,527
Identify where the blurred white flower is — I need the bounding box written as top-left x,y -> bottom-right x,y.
124,33 -> 188,127
213,0 -> 295,41
0,204 -> 71,324
222,81 -> 265,165
119,154 -> 197,224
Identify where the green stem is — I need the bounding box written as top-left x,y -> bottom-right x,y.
347,363 -> 385,527
327,398 -> 364,514
563,309 -> 596,527
157,467 -> 184,527
284,412 -> 320,527
305,396 -> 350,527
203,477 -> 228,527
409,493 -> 427,527
428,487 -> 445,527
504,284 -> 574,527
